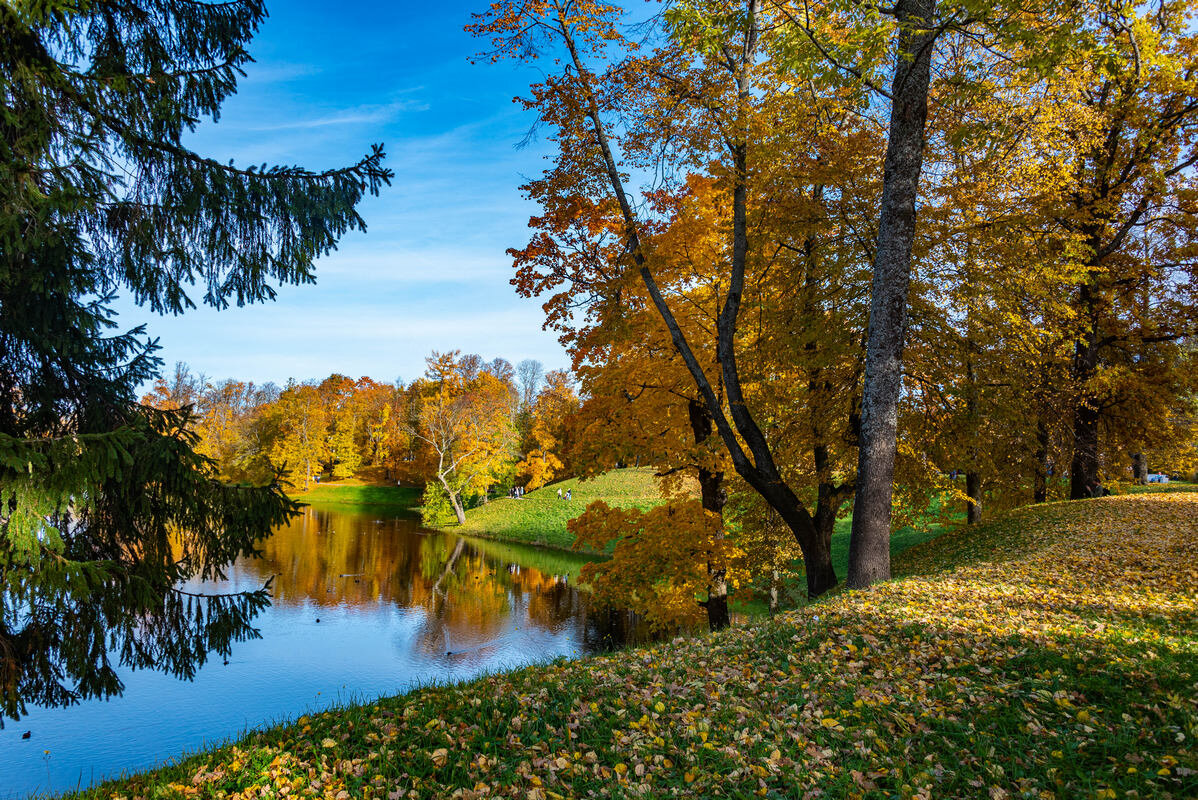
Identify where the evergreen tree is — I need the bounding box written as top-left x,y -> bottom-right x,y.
0,1 -> 390,721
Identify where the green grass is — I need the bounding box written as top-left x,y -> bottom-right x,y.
289,483 -> 421,509
1125,479 -> 1198,494
735,508 -> 954,615
70,491 -> 1198,800
440,467 -> 669,552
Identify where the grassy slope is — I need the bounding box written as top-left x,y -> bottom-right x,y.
74,492 -> 1197,800
289,483 -> 421,509
440,468 -> 668,551
1126,480 -> 1198,495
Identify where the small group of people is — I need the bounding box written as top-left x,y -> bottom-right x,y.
500,484 -> 572,500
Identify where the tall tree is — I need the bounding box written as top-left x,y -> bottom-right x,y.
410,352 -> 519,524
841,0 -> 939,588
518,369 -> 579,489
516,359 -> 545,411
1049,3 -> 1198,498
471,0 -> 856,597
0,1 -> 389,720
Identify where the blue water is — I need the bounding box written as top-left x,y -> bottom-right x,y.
0,505 -> 628,798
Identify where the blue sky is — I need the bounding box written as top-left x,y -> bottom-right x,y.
116,1 -> 567,386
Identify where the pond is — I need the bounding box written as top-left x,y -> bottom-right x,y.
0,505 -> 640,798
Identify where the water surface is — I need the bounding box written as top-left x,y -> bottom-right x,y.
0,505 -> 635,798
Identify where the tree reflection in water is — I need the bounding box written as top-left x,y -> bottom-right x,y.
229,505 -> 649,662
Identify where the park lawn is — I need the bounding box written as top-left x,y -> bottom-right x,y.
289,483 -> 420,510
72,492 -> 1197,800
440,467 -> 672,552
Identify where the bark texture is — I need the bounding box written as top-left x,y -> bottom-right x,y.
689,400 -> 730,631
1034,420 -> 1050,503
1132,452 -> 1147,484
1069,282 -> 1102,499
847,0 -> 938,589
966,472 -> 982,524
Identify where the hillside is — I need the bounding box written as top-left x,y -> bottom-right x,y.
441,467 -> 671,551
72,492 -> 1197,799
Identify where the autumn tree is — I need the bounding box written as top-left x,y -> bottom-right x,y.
409,352 -> 519,524
265,382 -> 331,491
316,374 -> 366,479
517,369 -> 579,489
358,378 -> 411,478
1041,4 -> 1198,498
0,0 -> 388,719
470,0 -> 864,598
904,3 -> 1198,505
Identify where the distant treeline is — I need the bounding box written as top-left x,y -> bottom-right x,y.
142,353 -> 580,519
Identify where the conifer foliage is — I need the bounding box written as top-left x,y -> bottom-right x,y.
0,1 -> 391,721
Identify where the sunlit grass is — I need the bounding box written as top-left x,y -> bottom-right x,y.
441,467 -> 670,552
290,484 -> 421,509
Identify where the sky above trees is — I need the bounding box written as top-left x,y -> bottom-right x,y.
112,0 -> 569,385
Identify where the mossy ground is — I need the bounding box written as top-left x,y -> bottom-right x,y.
68,492 -> 1198,800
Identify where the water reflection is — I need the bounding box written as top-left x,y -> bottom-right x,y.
0,505 -> 641,798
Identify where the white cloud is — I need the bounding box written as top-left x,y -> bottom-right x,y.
251,99 -> 429,131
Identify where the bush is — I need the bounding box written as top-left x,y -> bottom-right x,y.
420,482 -> 457,527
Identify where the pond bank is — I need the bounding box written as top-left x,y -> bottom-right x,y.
62,492 -> 1198,800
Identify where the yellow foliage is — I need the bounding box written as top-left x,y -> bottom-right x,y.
570,500 -> 742,630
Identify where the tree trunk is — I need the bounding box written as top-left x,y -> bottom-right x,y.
847,0 -> 938,590
440,475 -> 467,524
966,472 -> 982,524
558,3 -> 836,598
1069,272 -> 1104,500
689,400 -> 729,631
1034,420 -> 1049,503
811,438 -> 852,599
1070,400 -> 1100,499
813,488 -> 839,578
1132,452 -> 1147,484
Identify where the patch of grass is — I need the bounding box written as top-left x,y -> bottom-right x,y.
71,491 -> 1198,800
289,483 -> 421,510
441,468 -> 669,552
735,514 -> 952,615
1125,480 -> 1198,495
